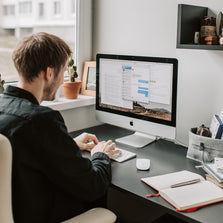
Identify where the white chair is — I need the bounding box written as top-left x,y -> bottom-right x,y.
0,133 -> 14,223
0,133 -> 117,223
62,208 -> 117,223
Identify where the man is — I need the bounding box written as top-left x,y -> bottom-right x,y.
0,32 -> 120,223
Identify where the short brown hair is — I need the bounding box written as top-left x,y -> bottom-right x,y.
12,32 -> 72,82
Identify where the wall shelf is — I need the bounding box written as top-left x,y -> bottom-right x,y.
177,44 -> 223,50
177,4 -> 223,51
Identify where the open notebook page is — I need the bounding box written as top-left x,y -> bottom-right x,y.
160,181 -> 223,211
141,170 -> 204,191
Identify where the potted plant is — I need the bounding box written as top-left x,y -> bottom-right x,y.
62,57 -> 82,99
0,73 -> 5,94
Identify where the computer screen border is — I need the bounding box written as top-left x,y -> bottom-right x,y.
96,53 -> 178,127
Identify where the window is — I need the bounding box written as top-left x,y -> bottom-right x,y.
19,1 -> 32,15
38,3 -> 44,18
0,0 -> 77,83
3,5 -> 15,16
54,1 -> 61,15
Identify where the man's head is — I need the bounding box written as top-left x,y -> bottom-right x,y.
12,32 -> 72,82
12,32 -> 72,102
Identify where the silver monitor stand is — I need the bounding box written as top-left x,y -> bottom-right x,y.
115,132 -> 157,148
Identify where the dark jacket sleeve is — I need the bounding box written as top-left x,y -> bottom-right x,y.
31,109 -> 111,202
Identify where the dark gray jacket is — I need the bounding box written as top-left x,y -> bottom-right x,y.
0,85 -> 111,223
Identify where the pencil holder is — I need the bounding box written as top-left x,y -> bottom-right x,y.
187,128 -> 223,163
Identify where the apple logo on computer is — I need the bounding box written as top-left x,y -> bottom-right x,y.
130,121 -> 133,126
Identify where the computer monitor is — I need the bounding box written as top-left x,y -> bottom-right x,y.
96,54 -> 178,148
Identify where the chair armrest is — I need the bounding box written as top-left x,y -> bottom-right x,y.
61,207 -> 117,223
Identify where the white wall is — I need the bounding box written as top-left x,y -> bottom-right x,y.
60,105 -> 101,133
93,0 -> 223,145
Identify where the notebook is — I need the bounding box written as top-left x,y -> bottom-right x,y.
203,163 -> 223,183
141,170 -> 223,211
205,174 -> 223,189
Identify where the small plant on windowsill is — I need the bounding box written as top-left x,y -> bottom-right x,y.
62,57 -> 82,99
0,73 -> 5,94
67,57 -> 78,82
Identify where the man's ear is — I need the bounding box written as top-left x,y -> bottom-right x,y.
45,67 -> 54,81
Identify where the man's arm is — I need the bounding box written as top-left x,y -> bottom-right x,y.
74,132 -> 121,158
34,110 -> 112,202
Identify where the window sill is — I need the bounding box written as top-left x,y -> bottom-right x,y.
41,94 -> 95,111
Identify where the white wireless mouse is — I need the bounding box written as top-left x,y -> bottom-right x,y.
136,158 -> 150,170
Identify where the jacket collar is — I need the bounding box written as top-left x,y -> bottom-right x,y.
4,85 -> 39,105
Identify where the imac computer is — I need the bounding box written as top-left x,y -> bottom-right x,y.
96,54 -> 178,148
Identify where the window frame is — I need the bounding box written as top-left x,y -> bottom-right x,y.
2,0 -> 93,85
76,0 -> 93,79
38,2 -> 44,18
3,5 -> 15,16
18,1 -> 32,15
53,0 -> 61,16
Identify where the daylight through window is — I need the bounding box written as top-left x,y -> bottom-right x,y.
0,0 -> 77,82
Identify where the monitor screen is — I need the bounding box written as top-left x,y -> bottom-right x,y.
96,54 -> 178,147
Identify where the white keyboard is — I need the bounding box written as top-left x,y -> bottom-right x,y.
111,148 -> 136,163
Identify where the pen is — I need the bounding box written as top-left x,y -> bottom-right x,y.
170,179 -> 201,188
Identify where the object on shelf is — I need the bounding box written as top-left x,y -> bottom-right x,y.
219,28 -> 223,45
194,32 -> 200,44
219,36 -> 223,45
200,17 -> 217,45
177,4 -> 223,50
216,11 -> 222,37
204,36 -> 218,45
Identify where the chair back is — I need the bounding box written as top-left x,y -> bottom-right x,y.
0,134 -> 14,223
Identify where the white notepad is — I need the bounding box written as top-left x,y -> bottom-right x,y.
141,170 -> 223,211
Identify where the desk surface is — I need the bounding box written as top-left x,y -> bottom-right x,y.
70,124 -> 223,223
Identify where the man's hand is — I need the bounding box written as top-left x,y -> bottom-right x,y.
74,132 -> 98,151
91,140 -> 121,159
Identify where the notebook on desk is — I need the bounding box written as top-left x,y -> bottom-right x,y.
141,170 -> 223,212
